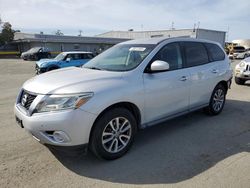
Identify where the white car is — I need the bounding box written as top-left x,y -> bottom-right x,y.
14,37 -> 232,160
235,50 -> 250,59
235,57 -> 250,85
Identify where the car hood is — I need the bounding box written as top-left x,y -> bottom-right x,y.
23,67 -> 124,94
36,59 -> 57,67
21,52 -> 30,56
243,57 -> 250,63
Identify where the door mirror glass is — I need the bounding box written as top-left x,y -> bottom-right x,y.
66,57 -> 71,62
150,60 -> 169,72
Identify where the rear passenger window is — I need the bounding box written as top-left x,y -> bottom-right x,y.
204,43 -> 225,61
153,43 -> 183,70
74,54 -> 81,60
82,54 -> 94,59
184,42 -> 209,67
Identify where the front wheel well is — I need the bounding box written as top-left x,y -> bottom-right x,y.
216,80 -> 228,93
47,65 -> 59,71
89,102 -> 141,143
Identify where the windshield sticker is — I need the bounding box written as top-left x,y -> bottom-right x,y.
129,47 -> 146,52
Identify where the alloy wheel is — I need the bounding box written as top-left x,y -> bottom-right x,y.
102,117 -> 132,153
212,89 -> 225,112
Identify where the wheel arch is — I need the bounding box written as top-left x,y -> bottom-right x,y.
89,101 -> 141,143
216,80 -> 228,93
46,64 -> 60,71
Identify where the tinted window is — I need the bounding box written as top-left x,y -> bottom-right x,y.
234,46 -> 245,51
76,54 -> 82,60
153,43 -> 183,70
184,42 -> 209,67
205,43 -> 225,61
67,54 -> 81,60
82,53 -> 94,59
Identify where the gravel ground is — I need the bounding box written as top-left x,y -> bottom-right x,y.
0,59 -> 249,188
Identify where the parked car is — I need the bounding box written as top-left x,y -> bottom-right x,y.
234,50 -> 250,59
21,47 -> 51,60
14,38 -> 232,160
35,51 -> 94,74
234,57 -> 250,85
232,46 -> 246,59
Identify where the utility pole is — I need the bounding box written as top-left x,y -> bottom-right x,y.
78,30 -> 83,36
226,26 -> 230,42
196,21 -> 200,38
171,21 -> 175,30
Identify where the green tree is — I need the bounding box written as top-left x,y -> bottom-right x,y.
55,29 -> 64,36
0,22 -> 15,46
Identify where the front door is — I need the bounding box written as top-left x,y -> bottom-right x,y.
143,42 -> 190,123
63,53 -> 83,67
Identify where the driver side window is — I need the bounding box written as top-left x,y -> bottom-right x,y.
66,54 -> 76,60
153,43 -> 183,70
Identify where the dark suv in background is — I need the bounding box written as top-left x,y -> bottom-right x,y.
21,47 -> 52,60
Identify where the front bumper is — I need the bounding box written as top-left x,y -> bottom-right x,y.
14,104 -> 97,146
235,70 -> 250,80
35,65 -> 46,74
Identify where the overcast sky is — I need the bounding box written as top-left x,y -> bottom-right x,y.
0,0 -> 249,41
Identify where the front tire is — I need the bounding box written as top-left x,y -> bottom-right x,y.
204,84 -> 226,115
90,108 -> 137,160
235,77 -> 245,85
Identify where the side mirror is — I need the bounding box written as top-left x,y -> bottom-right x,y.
66,57 -> 71,62
150,60 -> 169,72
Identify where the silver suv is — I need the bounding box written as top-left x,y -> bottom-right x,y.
14,37 -> 232,160
235,57 -> 250,85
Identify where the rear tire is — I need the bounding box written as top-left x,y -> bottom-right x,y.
235,77 -> 245,85
90,108 -> 137,160
204,84 -> 226,115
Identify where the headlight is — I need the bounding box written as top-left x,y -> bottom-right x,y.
239,61 -> 246,67
34,92 -> 93,113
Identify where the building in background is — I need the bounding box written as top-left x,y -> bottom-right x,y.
13,32 -> 129,55
96,28 -> 226,46
2,28 -> 226,58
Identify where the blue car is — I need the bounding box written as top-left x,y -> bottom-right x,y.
35,51 -> 94,74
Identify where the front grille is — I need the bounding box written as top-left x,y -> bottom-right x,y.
246,65 -> 250,71
20,90 -> 37,110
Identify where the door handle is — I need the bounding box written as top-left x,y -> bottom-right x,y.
179,76 -> 187,81
212,69 -> 219,74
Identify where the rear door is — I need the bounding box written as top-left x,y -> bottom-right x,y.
143,42 -> 190,123
182,42 -> 222,108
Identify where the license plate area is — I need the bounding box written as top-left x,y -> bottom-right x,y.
15,116 -> 24,128
243,71 -> 250,76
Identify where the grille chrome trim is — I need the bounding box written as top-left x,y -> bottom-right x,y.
246,64 -> 250,71
19,90 -> 37,110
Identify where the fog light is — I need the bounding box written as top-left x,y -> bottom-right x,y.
52,131 -> 70,143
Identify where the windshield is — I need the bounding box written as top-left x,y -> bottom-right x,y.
54,53 -> 66,61
83,44 -> 155,71
234,46 -> 245,52
27,47 -> 41,53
